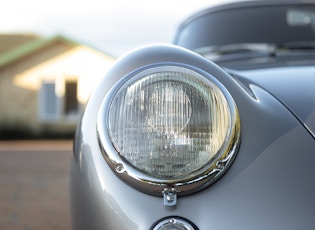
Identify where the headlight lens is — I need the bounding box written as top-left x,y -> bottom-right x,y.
98,65 -> 240,195
108,66 -> 230,178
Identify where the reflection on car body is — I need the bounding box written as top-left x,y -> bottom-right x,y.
70,1 -> 315,229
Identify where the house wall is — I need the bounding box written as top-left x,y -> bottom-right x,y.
0,41 -> 114,138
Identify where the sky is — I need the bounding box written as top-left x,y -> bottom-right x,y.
0,0 -> 240,57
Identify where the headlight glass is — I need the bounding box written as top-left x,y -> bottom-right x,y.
98,64 -> 240,195
107,65 -> 231,178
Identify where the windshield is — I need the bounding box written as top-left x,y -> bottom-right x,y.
174,4 -> 315,52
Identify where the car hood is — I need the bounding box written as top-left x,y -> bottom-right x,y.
225,64 -> 315,137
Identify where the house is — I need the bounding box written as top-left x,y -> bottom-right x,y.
0,34 -> 115,138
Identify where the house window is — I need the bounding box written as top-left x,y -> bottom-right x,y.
39,79 -> 79,121
64,81 -> 78,115
39,82 -> 59,119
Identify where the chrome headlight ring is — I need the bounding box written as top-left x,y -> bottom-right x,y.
97,63 -> 240,203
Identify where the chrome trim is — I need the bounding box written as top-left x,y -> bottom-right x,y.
152,216 -> 198,230
163,188 -> 178,206
97,63 -> 241,197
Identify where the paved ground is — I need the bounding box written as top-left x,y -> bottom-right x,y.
0,140 -> 73,230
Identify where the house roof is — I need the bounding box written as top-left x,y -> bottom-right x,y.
0,34 -> 115,69
0,34 -> 40,56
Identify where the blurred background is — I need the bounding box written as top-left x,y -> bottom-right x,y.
0,1 -> 238,229
1,0 -> 234,57
0,0 -> 238,139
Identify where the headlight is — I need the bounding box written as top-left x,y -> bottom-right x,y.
97,64 -> 240,201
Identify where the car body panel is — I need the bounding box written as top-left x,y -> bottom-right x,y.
70,45 -> 315,229
227,65 -> 315,137
71,1 -> 315,229
71,123 -> 315,229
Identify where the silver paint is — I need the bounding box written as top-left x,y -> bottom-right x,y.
70,44 -> 315,229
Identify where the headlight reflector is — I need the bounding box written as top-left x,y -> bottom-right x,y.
98,64 -> 240,195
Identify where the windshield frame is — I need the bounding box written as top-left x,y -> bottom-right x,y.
174,1 -> 315,54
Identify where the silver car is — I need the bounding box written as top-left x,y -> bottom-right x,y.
70,1 -> 315,229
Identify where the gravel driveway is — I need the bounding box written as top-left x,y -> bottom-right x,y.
0,140 -> 72,230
